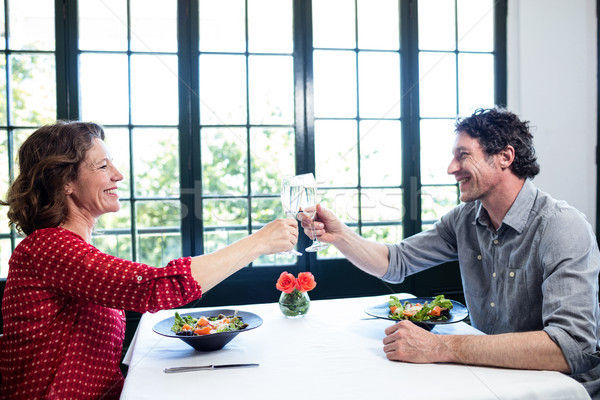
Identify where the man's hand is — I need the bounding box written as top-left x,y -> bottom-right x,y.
383,321 -> 446,363
299,204 -> 344,244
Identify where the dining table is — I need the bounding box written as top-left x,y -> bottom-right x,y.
121,292 -> 591,399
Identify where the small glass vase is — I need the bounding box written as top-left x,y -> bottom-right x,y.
279,289 -> 310,318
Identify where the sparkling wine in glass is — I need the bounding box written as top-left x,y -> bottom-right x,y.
297,173 -> 329,252
280,175 -> 302,256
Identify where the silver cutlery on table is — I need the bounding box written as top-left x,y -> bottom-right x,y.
164,363 -> 259,373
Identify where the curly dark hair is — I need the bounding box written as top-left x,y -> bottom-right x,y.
0,121 -> 105,236
454,108 -> 540,179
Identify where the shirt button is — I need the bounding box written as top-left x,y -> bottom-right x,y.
477,255 -> 482,260
509,271 -> 515,278
492,272 -> 496,278
493,239 -> 499,245
136,275 -> 143,281
490,302 -> 495,308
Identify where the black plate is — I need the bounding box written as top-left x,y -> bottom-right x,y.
364,297 -> 468,330
153,309 -> 263,351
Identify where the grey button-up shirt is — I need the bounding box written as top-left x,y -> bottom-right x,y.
383,179 -> 600,397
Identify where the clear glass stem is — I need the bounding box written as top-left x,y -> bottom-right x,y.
305,216 -> 329,252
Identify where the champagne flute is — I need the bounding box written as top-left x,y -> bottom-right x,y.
280,175 -> 302,256
296,173 -> 329,252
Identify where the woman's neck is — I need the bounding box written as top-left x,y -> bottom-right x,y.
60,218 -> 95,242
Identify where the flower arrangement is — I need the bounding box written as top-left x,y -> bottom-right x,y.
276,271 -> 316,318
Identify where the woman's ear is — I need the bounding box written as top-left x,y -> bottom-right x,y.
64,185 -> 73,195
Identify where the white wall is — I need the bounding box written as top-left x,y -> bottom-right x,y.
507,0 -> 597,231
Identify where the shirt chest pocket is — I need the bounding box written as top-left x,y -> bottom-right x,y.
499,267 -> 531,310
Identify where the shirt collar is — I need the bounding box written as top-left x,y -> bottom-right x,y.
474,179 -> 536,234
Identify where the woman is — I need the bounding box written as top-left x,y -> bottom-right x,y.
0,121 -> 298,399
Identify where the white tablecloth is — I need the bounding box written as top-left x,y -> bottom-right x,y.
121,293 -> 590,400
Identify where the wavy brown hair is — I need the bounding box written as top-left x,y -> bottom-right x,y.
0,121 -> 105,236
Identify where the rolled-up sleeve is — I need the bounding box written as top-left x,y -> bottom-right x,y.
538,207 -> 600,376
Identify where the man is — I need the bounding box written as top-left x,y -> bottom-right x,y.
302,108 -> 600,398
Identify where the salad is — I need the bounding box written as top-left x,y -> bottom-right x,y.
170,311 -> 249,336
388,295 -> 453,322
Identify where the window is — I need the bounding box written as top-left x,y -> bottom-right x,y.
0,0 -> 506,303
419,0 -> 498,230
0,0 -> 56,278
77,0 -> 182,268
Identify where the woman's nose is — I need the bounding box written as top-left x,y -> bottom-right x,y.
113,168 -> 124,182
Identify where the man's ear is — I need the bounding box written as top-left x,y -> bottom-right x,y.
498,145 -> 515,169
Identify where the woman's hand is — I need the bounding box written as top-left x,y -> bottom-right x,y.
254,217 -> 299,254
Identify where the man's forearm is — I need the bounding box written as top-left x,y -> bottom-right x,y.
438,330 -> 570,373
333,225 -> 391,278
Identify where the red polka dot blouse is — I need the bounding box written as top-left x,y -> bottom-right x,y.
0,227 -> 202,399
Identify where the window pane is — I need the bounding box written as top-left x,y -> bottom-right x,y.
201,127 -> 247,195
203,198 -> 247,227
138,232 -> 182,267
358,52 -> 400,118
80,54 -> 129,125
133,128 -> 180,197
320,188 -> 359,224
457,0 -> 494,52
103,128 -> 131,197
357,0 -> 399,50
8,0 -> 54,51
136,200 -> 182,230
10,54 -> 56,126
0,131 -> 7,233
312,0 -> 356,49
199,54 -> 247,125
12,129 -> 34,173
96,202 -> 132,232
248,0 -> 293,53
361,188 -> 403,224
314,119 -> 357,186
78,0 -> 128,51
0,57 -> 6,125
130,0 -> 177,52
419,51 -> 457,118
204,230 -> 247,254
362,224 -> 402,244
1,238 -> 14,278
313,50 -> 357,118
420,119 -> 456,185
252,197 -> 280,223
458,53 -> 494,116
199,0 -> 246,53
0,3 -> 5,50
421,185 -> 459,225
92,234 -> 132,261
248,55 -> 294,125
94,202 -> 133,261
418,0 -> 456,51
131,54 -> 178,125
359,120 -> 402,186
250,127 -> 295,195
